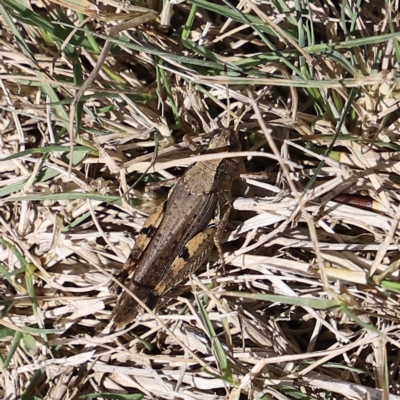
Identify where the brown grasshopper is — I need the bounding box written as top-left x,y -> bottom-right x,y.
111,129 -> 240,329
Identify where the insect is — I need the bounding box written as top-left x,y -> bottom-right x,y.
111,129 -> 240,329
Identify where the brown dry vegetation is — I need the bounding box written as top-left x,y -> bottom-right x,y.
1,0 -> 400,399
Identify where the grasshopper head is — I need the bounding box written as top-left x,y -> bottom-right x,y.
208,128 -> 241,152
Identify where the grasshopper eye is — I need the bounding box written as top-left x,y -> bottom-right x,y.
227,132 -> 240,151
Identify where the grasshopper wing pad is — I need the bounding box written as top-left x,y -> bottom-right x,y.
112,177 -> 218,326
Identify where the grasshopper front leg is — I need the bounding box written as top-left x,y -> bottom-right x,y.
213,202 -> 232,274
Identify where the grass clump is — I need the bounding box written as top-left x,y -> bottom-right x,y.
1,0 -> 400,399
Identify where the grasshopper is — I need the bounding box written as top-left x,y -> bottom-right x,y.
111,129 -> 240,329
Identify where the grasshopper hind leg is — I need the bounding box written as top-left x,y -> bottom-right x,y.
111,284 -> 159,329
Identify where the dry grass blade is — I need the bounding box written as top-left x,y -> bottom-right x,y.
1,0 -> 400,399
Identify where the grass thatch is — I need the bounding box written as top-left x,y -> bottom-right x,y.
1,0 -> 400,399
